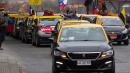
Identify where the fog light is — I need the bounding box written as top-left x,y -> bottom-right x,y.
57,65 -> 61,68
105,61 -> 112,64
56,61 -> 63,65
108,64 -> 112,67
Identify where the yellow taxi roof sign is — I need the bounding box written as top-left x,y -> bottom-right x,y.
29,0 -> 42,5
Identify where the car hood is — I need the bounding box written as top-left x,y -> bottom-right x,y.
57,41 -> 112,52
103,26 -> 125,33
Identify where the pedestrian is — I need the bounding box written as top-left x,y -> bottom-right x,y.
0,14 -> 5,49
0,13 -> 9,49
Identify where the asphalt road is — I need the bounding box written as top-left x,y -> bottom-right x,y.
2,37 -> 130,73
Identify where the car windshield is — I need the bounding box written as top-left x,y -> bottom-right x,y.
60,27 -> 106,42
101,18 -> 124,26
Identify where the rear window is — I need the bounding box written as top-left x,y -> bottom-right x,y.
101,18 -> 124,26
39,21 -> 58,26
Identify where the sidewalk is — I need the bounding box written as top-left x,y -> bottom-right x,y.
0,50 -> 24,73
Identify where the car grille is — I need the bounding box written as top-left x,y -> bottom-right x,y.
67,52 -> 101,60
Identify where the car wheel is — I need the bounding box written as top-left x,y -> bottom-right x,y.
104,61 -> 115,73
52,58 -> 60,73
21,34 -> 25,43
117,41 -> 121,45
24,33 -> 29,44
124,39 -> 129,45
52,69 -> 60,73
35,35 -> 40,47
105,69 -> 115,73
32,35 -> 36,46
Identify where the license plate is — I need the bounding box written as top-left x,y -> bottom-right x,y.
77,60 -> 91,66
109,34 -> 117,40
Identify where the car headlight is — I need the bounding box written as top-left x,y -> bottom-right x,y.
122,29 -> 128,34
54,50 -> 67,59
100,50 -> 114,59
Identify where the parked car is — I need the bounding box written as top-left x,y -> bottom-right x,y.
31,16 -> 62,47
12,16 -> 27,39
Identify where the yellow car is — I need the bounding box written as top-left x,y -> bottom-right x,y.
52,24 -> 115,73
96,16 -> 129,45
8,13 -> 19,17
31,15 -> 63,46
54,20 -> 90,33
56,24 -> 109,43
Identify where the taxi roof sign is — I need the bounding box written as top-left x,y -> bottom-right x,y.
29,0 -> 42,5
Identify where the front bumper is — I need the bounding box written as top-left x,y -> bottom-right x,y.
37,31 -> 52,44
54,57 -> 114,72
38,31 -> 51,38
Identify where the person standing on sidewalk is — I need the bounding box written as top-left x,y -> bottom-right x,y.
0,13 -> 9,49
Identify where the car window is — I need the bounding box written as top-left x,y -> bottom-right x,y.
60,27 -> 106,42
39,21 -> 58,26
101,18 -> 124,26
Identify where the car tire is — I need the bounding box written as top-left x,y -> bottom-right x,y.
21,34 -> 25,43
24,34 -> 29,44
104,61 -> 115,73
35,35 -> 40,47
124,39 -> 129,45
32,36 -> 36,46
117,41 -> 121,45
105,69 -> 115,73
52,58 -> 60,73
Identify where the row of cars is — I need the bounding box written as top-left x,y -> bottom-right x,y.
51,15 -> 115,73
81,15 -> 130,45
9,14 -> 62,47
9,14 -> 130,46
51,14 -> 130,73
9,13 -> 129,73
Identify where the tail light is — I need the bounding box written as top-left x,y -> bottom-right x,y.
40,25 -> 52,33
